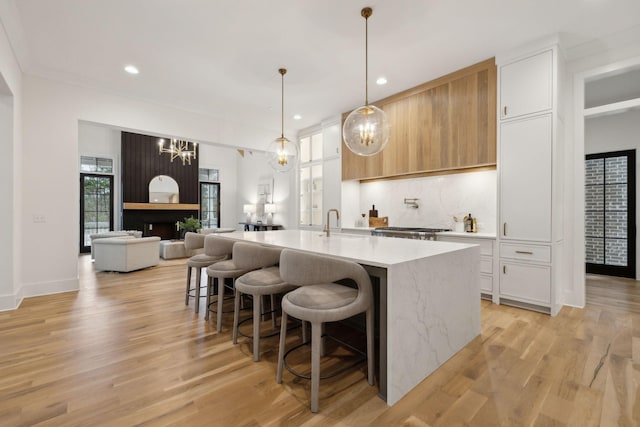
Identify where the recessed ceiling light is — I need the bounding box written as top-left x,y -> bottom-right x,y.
124,65 -> 139,75
293,114 -> 302,120
376,77 -> 387,85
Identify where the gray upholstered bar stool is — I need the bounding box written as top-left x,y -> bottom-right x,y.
232,242 -> 296,362
204,237 -> 251,331
184,232 -> 229,313
276,249 -> 374,413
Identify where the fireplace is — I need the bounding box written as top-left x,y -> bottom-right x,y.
123,205 -> 199,240
145,222 -> 180,240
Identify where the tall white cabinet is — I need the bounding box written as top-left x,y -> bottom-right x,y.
497,42 -> 566,316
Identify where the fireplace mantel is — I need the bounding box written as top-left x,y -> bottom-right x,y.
123,203 -> 200,210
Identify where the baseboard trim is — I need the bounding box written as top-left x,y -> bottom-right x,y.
0,284 -> 25,311
0,278 -> 80,311
22,277 -> 79,298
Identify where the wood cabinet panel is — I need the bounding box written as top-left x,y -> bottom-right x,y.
342,58 -> 496,181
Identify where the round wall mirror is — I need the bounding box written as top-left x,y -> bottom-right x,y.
149,175 -> 179,203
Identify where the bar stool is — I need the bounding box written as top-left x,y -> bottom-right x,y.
276,249 -> 374,413
184,232 -> 229,313
204,238 -> 251,331
232,242 -> 296,362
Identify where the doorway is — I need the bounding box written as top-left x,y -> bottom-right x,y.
200,182 -> 220,228
585,150 -> 636,278
80,174 -> 114,253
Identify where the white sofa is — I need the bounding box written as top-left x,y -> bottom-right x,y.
89,230 -> 143,259
93,236 -> 161,272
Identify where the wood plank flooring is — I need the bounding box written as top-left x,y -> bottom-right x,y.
0,258 -> 638,426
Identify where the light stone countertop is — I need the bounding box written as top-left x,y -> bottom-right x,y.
219,229 -> 475,268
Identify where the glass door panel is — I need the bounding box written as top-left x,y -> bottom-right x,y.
200,182 -> 220,228
585,150 -> 636,278
80,174 -> 114,253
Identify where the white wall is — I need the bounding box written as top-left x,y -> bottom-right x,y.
345,169 -> 497,233
585,110 -> 640,278
18,74 -> 276,305
198,143 -> 239,229
0,16 -> 22,310
236,150 -> 295,229
78,122 -> 122,229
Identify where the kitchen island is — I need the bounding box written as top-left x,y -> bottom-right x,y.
218,229 -> 480,405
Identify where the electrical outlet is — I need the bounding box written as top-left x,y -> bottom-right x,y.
33,214 -> 46,223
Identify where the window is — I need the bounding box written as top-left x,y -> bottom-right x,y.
299,132 -> 323,226
199,168 -> 219,182
199,168 -> 220,228
80,156 -> 113,174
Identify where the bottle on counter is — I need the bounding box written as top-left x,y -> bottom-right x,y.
472,218 -> 478,233
369,205 -> 378,218
465,213 -> 473,232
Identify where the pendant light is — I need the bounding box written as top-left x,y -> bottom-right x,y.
343,7 -> 390,157
268,68 -> 299,172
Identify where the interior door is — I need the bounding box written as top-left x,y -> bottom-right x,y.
585,150 -> 636,278
80,174 -> 114,253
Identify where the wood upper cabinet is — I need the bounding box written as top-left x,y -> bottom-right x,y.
342,58 -> 496,181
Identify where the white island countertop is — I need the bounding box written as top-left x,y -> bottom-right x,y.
217,229 -> 480,406
219,229 -> 477,268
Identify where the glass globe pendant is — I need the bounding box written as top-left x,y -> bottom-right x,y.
268,68 -> 299,172
343,7 -> 390,157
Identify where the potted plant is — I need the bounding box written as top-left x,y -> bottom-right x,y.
177,216 -> 201,239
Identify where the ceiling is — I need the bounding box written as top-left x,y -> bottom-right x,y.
2,0 -> 640,139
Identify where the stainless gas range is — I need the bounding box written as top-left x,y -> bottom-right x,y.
371,226 -> 451,240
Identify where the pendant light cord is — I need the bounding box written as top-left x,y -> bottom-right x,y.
279,68 -> 286,139
364,11 -> 369,106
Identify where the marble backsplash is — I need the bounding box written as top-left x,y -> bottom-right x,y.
343,169 -> 497,233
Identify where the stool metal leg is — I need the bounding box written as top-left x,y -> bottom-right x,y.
252,295 -> 261,362
185,266 -> 192,305
270,294 -> 276,329
311,322 -> 321,413
204,276 -> 214,321
276,311 -> 288,384
216,276 -> 226,332
194,267 -> 202,313
232,289 -> 241,344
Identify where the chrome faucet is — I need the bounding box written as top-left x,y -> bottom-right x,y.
324,209 -> 340,237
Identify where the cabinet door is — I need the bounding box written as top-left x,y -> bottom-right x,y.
322,122 -> 341,159
500,261 -> 551,306
500,49 -> 553,119
500,114 -> 552,242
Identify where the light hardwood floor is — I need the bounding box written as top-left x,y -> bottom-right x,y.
0,257 -> 638,426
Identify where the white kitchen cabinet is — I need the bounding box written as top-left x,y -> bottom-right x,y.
499,114 -> 552,242
299,117 -> 342,229
499,261 -> 551,307
497,41 -> 565,316
499,49 -> 553,120
436,233 -> 497,302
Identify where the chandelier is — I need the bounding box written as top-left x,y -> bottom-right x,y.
158,138 -> 197,165
267,68 -> 299,172
342,7 -> 390,156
